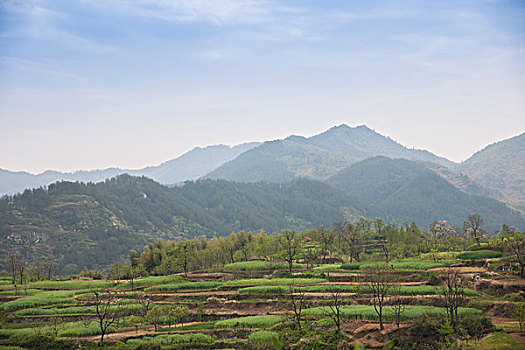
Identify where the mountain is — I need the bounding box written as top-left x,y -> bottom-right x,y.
0,142 -> 260,195
206,124 -> 455,182
458,132 -> 525,211
0,175 -> 364,273
326,156 -> 525,231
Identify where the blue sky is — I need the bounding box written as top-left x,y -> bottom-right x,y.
1,0 -> 524,173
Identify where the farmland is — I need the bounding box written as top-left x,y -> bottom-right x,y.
0,224 -> 524,349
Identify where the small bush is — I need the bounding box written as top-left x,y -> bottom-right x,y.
457,250 -> 502,260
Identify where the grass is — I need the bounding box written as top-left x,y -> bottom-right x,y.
144,281 -> 222,292
249,330 -> 280,345
238,284 -> 476,296
0,291 -> 75,312
224,260 -> 303,271
0,289 -> 42,296
464,332 -> 525,350
457,250 -> 503,259
25,280 -> 114,289
304,305 -> 482,321
312,264 -> 343,272
126,333 -> 212,346
15,303 -> 141,316
215,315 -> 283,329
117,275 -> 185,289
224,277 -> 327,286
161,321 -> 216,331
340,259 -> 457,271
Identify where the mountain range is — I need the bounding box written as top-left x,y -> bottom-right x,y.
0,142 -> 259,195
1,124 -> 524,273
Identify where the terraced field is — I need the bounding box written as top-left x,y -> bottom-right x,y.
0,254 -> 524,349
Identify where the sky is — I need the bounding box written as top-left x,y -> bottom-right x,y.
1,0 -> 524,173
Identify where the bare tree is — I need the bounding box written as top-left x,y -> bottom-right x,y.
5,252 -> 23,285
288,286 -> 308,331
389,286 -> 406,329
366,265 -> 394,330
322,288 -> 344,333
503,231 -> 525,278
441,268 -> 464,330
91,289 -> 123,346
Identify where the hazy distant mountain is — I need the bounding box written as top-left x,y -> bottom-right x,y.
135,142 -> 260,183
458,132 -> 525,211
326,156 -> 524,231
0,142 -> 259,195
206,125 -> 455,182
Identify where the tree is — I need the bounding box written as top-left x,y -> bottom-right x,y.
510,302 -> 525,333
168,239 -> 196,277
316,225 -> 334,264
365,265 -> 394,330
91,289 -> 124,346
288,286 -> 308,331
279,230 -> 301,274
145,305 -> 164,331
5,252 -> 23,285
334,221 -> 363,262
322,288 -> 344,333
389,286 -> 406,329
464,214 -> 486,246
502,231 -> 525,278
441,268 -> 464,330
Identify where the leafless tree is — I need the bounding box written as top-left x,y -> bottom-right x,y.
91,289 -> 123,346
366,265 -> 394,330
322,288 -> 344,333
334,222 -> 364,263
389,286 -> 406,329
464,214 -> 486,245
441,268 -> 465,330
288,286 -> 308,331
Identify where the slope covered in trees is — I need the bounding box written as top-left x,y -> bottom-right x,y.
0,175 -> 365,273
327,156 -> 525,231
206,125 -> 455,182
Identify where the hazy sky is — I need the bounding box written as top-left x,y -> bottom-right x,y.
1,0 -> 524,173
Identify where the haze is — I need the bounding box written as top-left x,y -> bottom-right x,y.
1,0 -> 524,173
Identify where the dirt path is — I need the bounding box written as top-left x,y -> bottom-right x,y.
509,333 -> 525,345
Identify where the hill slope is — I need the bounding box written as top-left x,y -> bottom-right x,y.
206,125 -> 455,182
0,175 -> 364,273
0,143 -> 259,195
458,132 -> 525,210
326,156 -> 525,231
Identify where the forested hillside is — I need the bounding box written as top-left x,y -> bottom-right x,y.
206,125 -> 455,182
0,175 -> 365,273
327,156 -> 525,231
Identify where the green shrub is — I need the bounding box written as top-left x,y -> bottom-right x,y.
0,291 -> 75,312
215,315 -> 283,329
0,289 -> 42,296
457,250 -> 502,259
467,243 -> 489,251
249,330 -> 280,345
304,305 -> 481,321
